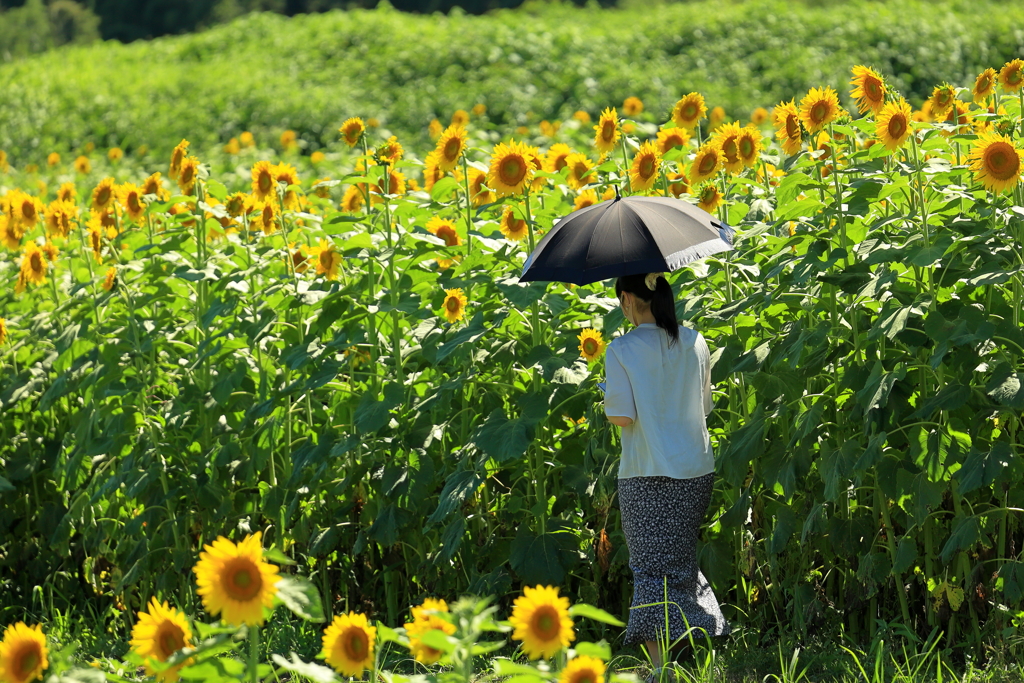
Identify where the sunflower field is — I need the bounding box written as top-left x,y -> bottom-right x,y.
3,19 -> 1024,682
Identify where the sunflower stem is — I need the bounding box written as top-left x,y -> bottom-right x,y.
462,155 -> 474,255
248,625 -> 260,683
620,135 -> 632,194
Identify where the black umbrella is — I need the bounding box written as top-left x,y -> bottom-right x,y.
519,192 -> 735,286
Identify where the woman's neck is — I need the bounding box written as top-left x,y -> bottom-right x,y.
632,308 -> 656,325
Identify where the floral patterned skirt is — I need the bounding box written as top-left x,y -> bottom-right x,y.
617,473 -> 731,647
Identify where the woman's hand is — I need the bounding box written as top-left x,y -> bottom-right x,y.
607,415 -> 634,427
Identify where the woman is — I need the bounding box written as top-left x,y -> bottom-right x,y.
603,272 -> 730,675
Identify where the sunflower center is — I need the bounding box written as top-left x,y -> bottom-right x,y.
16,645 -> 40,677
30,252 -> 44,273
182,167 -> 194,183
553,155 -> 568,171
262,206 -> 274,224
436,225 -> 458,246
224,558 -> 262,600
866,79 -> 882,100
722,139 -> 738,163
583,338 -> 598,355
344,627 -> 368,660
22,202 -> 36,220
157,624 -> 186,659
986,143 -> 1017,180
738,137 -> 754,158
601,122 -> 615,141
446,297 -> 461,313
128,194 -> 141,212
681,103 -> 697,120
573,671 -> 596,683
638,156 -> 655,179
320,251 -> 334,270
701,186 -> 716,202
697,153 -> 716,175
785,115 -> 800,139
259,173 -> 273,193
499,157 -> 525,185
444,138 -> 461,160
884,114 -> 909,139
811,102 -> 827,123
1009,69 -> 1023,86
531,605 -> 561,641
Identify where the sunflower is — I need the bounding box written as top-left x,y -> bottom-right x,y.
9,190 -> 43,231
451,109 -> 470,127
940,100 -> 973,137
972,68 -> 997,104
711,122 -> 744,174
89,207 -> 119,240
577,329 -> 605,362
564,153 -> 595,191
999,59 -> 1024,92
622,96 -> 644,116
404,599 -> 455,665
929,84 -> 958,116
666,171 -> 689,197
525,146 -> 547,192
273,162 -> 301,209
422,151 -> 447,193
574,189 -> 599,211
487,140 -> 534,197
850,65 -> 886,115
750,107 -> 769,126
799,87 -> 842,133
688,143 -> 722,186
428,118 -> 444,141
545,143 -> 574,173
41,241 -> 58,263
142,173 -> 169,201
756,163 -> 785,188
0,150 -> 8,173
627,142 -> 661,193
509,585 -> 575,660
875,98 -> 913,151
308,239 -> 339,280
129,598 -> 193,683
969,132 -> 1024,193
573,110 -> 591,124
250,161 -> 276,203
169,139 -> 189,178
102,266 -> 117,291
0,318 -> 6,346
19,242 -> 47,288
736,125 -> 762,168
696,183 -> 724,214
560,656 -> 606,683
499,205 -> 530,241
280,130 -> 297,151
772,100 -> 803,156
322,613 -> 376,677
0,215 -> 19,250
339,118 -> 365,147
593,108 -> 620,155
671,93 -> 707,130
108,147 -> 123,162
467,168 -> 495,207
432,125 -> 468,172
177,156 -> 199,195
441,288 -> 468,324
655,128 -> 689,156
240,131 -> 255,147
193,531 -> 280,626
540,120 -> 560,137
373,168 -> 407,200
53,183 -> 75,205
0,622 -> 48,683
224,138 -> 240,154
252,201 -> 278,235
342,185 -> 366,213
225,193 -> 248,218
117,183 -> 146,223
87,224 -> 103,263
288,243 -> 309,274
376,136 -> 404,165
46,152 -> 60,167
74,155 -> 91,174
426,216 -> 462,247
90,178 -> 116,213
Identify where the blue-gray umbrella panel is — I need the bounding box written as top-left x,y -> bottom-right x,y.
519,195 -> 735,286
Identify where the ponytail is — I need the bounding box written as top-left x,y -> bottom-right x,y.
614,272 -> 680,345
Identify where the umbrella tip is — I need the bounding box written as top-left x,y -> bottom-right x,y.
614,184 -> 621,201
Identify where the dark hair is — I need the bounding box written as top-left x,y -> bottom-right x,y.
615,273 -> 679,345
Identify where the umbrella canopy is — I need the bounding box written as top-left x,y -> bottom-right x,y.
519,194 -> 735,286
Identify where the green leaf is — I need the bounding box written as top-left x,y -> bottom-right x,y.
275,575 -> 326,622
179,657 -> 246,681
986,367 -> 1024,409
427,469 -> 482,525
568,604 -> 625,627
939,515 -> 983,565
509,529 -> 567,586
271,654 -> 337,683
892,537 -> 917,576
264,546 -> 297,566
51,669 -> 105,683
573,641 -> 614,660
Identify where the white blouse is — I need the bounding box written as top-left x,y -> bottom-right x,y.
604,323 -> 715,480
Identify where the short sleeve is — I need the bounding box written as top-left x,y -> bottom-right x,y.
604,343 -> 637,421
697,333 -> 713,416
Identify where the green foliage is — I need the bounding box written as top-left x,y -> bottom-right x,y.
0,0 -> 99,61
1,0 -> 1023,161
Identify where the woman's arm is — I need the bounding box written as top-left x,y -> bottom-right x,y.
607,415 -> 634,427
603,344 -> 637,427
